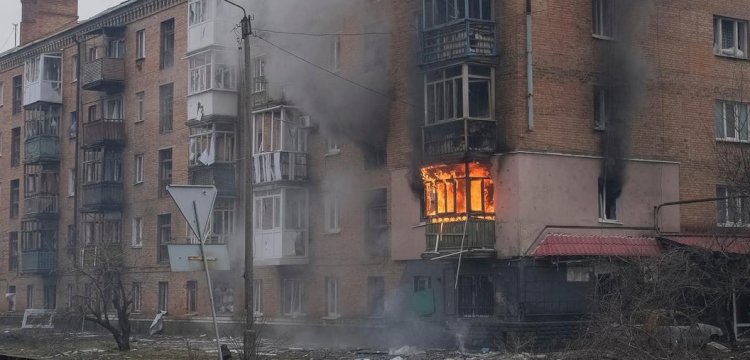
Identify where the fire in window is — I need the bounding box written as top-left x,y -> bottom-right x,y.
421,162 -> 495,222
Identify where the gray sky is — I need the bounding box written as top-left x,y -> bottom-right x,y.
0,0 -> 128,52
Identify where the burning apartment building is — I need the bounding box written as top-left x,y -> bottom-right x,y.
0,0 -> 749,347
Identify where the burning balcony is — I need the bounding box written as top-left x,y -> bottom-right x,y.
23,54 -> 62,106
253,188 -> 308,266
20,219 -> 57,274
253,152 -> 309,184
81,57 -> 125,92
422,19 -> 496,65
21,250 -> 56,274
24,104 -> 61,164
189,164 -> 238,197
421,162 -> 496,256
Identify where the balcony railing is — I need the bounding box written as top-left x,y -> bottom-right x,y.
82,119 -> 125,148
422,20 -> 496,65
425,219 -> 495,252
189,164 -> 237,197
24,136 -> 59,163
81,182 -> 123,212
81,58 -> 125,91
21,250 -> 56,274
423,118 -> 496,157
23,81 -> 62,107
24,194 -> 58,217
253,151 -> 308,184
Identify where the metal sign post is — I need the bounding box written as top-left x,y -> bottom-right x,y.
166,185 -> 222,360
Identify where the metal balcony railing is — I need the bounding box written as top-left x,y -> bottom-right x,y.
24,194 -> 58,217
422,20 -> 496,65
21,250 -> 56,274
81,58 -> 125,91
425,219 -> 495,252
423,118 -> 496,157
189,163 -> 238,197
24,136 -> 59,164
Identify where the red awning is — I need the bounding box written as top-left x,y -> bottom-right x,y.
531,233 -> 662,257
661,235 -> 750,255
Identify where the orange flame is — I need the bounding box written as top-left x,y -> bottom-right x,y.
421,162 -> 495,221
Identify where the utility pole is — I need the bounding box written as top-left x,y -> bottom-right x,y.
222,1 -> 255,359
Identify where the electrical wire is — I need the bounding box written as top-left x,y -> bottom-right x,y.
254,28 -> 398,37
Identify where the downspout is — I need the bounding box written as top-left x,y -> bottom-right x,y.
526,0 -> 534,131
653,195 -> 750,234
73,36 -> 82,265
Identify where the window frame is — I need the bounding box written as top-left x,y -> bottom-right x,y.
160,19 -> 175,69
136,30 -> 146,60
325,277 -> 340,318
592,0 -> 615,39
8,231 -> 18,272
717,185 -> 750,227
132,217 -> 143,248
282,279 -> 304,316
157,213 -> 172,264
598,177 -> 620,223
188,0 -> 209,26
158,281 -> 169,312
714,16 -> 749,59
132,283 -> 142,313
134,154 -> 144,184
135,91 -> 145,122
68,168 -> 75,196
423,0 -> 493,29
593,86 -> 610,130
324,194 -> 341,233
716,100 -> 750,142
253,279 -> 263,314
159,83 -> 174,133
158,148 -> 173,197
186,280 -> 198,313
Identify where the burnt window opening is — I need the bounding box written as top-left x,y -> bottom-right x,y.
593,86 -> 611,130
592,0 -> 614,39
364,145 -> 387,169
22,219 -> 57,251
422,162 -> 494,220
457,274 -> 493,317
716,185 -> 750,226
81,213 -> 121,245
598,176 -> 620,222
82,149 -> 122,185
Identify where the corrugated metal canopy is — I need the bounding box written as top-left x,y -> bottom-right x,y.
531,233 -> 662,257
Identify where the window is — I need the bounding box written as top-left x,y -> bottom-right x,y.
367,189 -> 388,229
136,30 -> 146,59
593,86 -> 610,130
26,285 -> 33,309
87,47 -> 98,62
325,278 -> 339,317
136,92 -> 144,122
423,0 -> 492,28
423,163 -> 495,218
364,146 -> 387,169
282,279 -> 303,316
134,154 -> 144,184
87,104 -> 98,123
189,0 -> 208,25
0,81 -> 4,105
159,84 -> 173,133
331,36 -> 341,72
566,267 -> 592,282
253,279 -> 263,314
69,111 -> 78,139
9,232 -> 18,271
82,149 -> 122,184
7,285 -> 16,311
425,65 -> 492,124
598,176 -> 619,222
160,19 -> 175,69
367,276 -> 385,317
158,282 -> 168,312
324,194 -> 340,233
159,149 -> 173,197
0,131 -> 3,156
592,0 -> 614,38
717,185 -> 750,227
104,97 -> 123,120
132,217 -> 143,247
714,16 -> 748,58
81,213 -> 122,245
326,138 -> 340,154
68,168 -> 75,196
188,125 -> 236,167
209,199 -> 235,244
254,190 -> 281,231
457,274 -> 493,316
107,39 -> 125,59
66,284 -> 73,309
72,55 -> 78,81
188,52 -> 236,94
10,179 -> 19,218
414,276 -> 432,292
186,280 -> 197,313
253,57 -> 266,94
12,76 -> 21,114
132,283 -> 142,312
67,224 -> 75,248
11,127 -> 20,167
43,285 -> 56,309
157,214 -> 171,264
715,100 -> 750,141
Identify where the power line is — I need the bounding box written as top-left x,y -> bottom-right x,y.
254,28 -> 400,37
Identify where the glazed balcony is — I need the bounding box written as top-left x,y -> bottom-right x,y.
188,164 -> 237,197
81,182 -> 123,212
252,151 -> 309,185
422,20 -> 496,65
82,119 -> 125,148
81,57 -> 125,92
254,229 -> 308,266
425,219 -> 495,255
21,250 -> 56,274
423,118 -> 496,158
24,194 -> 58,218
24,136 -> 60,164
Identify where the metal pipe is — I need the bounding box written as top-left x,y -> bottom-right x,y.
653,195 -> 750,234
526,0 -> 534,131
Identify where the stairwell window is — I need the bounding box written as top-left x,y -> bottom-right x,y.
324,194 -> 341,233
714,16 -> 748,59
593,86 -> 610,130
136,92 -> 144,122
592,0 -> 614,39
160,19 -> 175,69
159,84 -> 173,133
134,154 -> 144,184
132,217 -> 143,248
717,185 -> 750,227
715,100 -> 749,141
136,30 -> 146,59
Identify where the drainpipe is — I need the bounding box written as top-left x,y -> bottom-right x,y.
654,195 -> 750,234
73,36 -> 82,265
526,0 -> 534,131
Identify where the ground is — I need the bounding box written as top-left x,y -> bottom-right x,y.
0,327 -> 749,359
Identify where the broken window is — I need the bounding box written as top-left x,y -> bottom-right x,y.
717,185 -> 750,227
186,280 -> 197,313
598,176 -> 619,222
253,57 -> 267,94
592,0 -> 614,39
252,108 -> 307,154
422,162 -> 494,220
188,124 -> 235,166
8,232 -> 18,271
457,274 -> 493,317
715,100 -> 750,141
282,279 -> 303,316
367,189 -> 388,229
158,282 -> 169,312
81,213 -> 121,245
714,16 -> 748,59
189,52 -> 236,94
368,276 -> 385,317
593,86 -> 610,130
425,64 -> 492,124
423,0 -> 492,28
189,0 -> 208,26
325,277 -> 339,317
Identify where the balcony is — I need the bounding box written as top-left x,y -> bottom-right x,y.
423,118 -> 496,158
425,219 -> 495,256
253,152 -> 309,185
422,20 -> 496,65
254,229 -> 308,266
189,164 -> 237,197
81,58 -> 125,92
21,250 -> 56,274
24,194 -> 58,218
82,119 -> 125,148
81,182 -> 123,212
81,244 -> 123,267
24,136 -> 60,164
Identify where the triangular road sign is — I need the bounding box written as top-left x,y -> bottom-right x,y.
166,185 -> 217,242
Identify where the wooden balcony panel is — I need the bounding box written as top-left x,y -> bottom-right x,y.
425,220 -> 495,252
82,119 -> 125,148
81,58 -> 125,91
